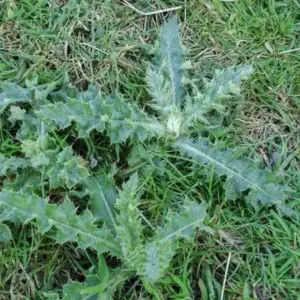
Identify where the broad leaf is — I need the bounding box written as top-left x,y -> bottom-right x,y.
160,16 -> 184,106
47,147 -> 89,189
115,174 -> 144,257
183,65 -> 253,126
38,89 -> 165,142
0,154 -> 29,176
0,191 -> 122,256
0,82 -> 30,114
0,224 -> 12,242
134,201 -> 208,281
83,170 -> 117,230
174,138 -> 291,211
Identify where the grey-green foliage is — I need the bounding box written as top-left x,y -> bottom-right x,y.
174,138 -> 292,213
83,170 -> 118,230
183,65 -> 254,127
115,175 -> 208,281
140,202 -> 208,281
160,16 -> 184,107
38,86 -> 165,143
0,223 -> 12,242
47,147 -> 89,189
0,82 -> 30,114
0,173 -> 207,282
0,191 -> 122,256
147,16 -> 184,114
21,135 -> 54,168
146,17 -> 291,212
0,154 -> 30,176
0,15 -> 295,298
115,174 -> 144,258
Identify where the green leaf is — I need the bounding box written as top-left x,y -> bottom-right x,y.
160,16 -> 184,106
0,191 -> 122,256
183,65 -> 253,126
21,136 -> 54,168
38,98 -> 105,137
0,82 -> 30,114
203,65 -> 253,103
8,105 -> 26,124
0,223 -> 12,242
47,147 -> 89,189
141,202 -> 207,281
105,95 -> 165,144
98,255 -> 110,282
0,154 -> 30,176
83,170 -> 117,230
146,66 -> 173,114
38,87 -> 165,142
2,170 -> 41,194
62,281 -> 83,300
174,138 -> 292,212
44,293 -> 60,300
116,174 -> 144,257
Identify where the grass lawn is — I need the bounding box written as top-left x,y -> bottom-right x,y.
0,0 -> 300,299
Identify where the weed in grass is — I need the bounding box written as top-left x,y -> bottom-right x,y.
0,0 -> 300,299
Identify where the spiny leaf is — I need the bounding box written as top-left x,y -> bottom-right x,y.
0,82 -> 30,114
0,154 -> 30,176
2,170 -> 41,194
0,224 -> 12,242
174,138 -> 291,210
8,105 -> 26,124
183,65 -> 253,126
83,170 -> 117,230
38,88 -> 165,143
105,95 -> 165,144
135,202 -> 208,281
146,66 -> 173,114
160,16 -> 184,106
17,112 -> 50,141
116,174 -> 144,257
203,65 -> 253,103
47,147 -> 89,189
38,98 -> 105,137
0,191 -> 122,256
61,281 -> 83,300
21,136 -> 54,168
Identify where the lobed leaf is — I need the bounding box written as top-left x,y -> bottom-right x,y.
174,138 -> 292,211
138,202 -> 208,281
160,16 -> 184,106
105,95 -> 165,144
203,65 -> 253,104
183,65 -> 253,126
115,174 -> 144,257
0,82 -> 30,114
0,154 -> 30,176
146,66 -> 173,114
0,223 -> 12,243
38,89 -> 165,143
47,147 -> 89,189
38,98 -> 105,137
83,170 -> 117,230
21,135 -> 55,168
17,112 -> 51,141
8,105 -> 26,124
0,191 -> 122,256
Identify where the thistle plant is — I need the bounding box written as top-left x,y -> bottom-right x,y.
0,16 -> 294,298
